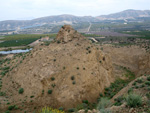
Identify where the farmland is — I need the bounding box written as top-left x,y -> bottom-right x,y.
0,34 -> 56,47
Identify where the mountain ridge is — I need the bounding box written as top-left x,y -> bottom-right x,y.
1,9 -> 150,31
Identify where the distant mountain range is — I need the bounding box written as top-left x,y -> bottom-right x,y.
97,9 -> 150,20
0,9 -> 150,31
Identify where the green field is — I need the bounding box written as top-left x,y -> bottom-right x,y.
121,30 -> 150,39
0,34 -> 56,47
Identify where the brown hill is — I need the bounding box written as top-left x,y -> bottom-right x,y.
1,25 -> 114,111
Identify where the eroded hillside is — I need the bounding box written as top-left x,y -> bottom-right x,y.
0,25 -> 114,112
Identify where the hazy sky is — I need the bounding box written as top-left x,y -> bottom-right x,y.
0,0 -> 150,21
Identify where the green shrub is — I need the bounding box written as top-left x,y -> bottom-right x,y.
136,78 -> 143,83
44,41 -> 51,46
114,96 -> 124,106
146,93 -> 150,99
42,90 -> 44,94
51,77 -> 55,81
5,111 -> 10,113
8,105 -> 15,110
135,85 -> 139,89
132,82 -> 136,86
147,87 -> 150,91
128,88 -> 133,94
147,76 -> 150,81
30,95 -> 34,98
82,100 -> 89,104
18,88 -> 24,94
97,97 -> 111,110
76,67 -> 79,70
68,108 -> 76,112
147,100 -> 150,107
51,84 -> 56,88
57,41 -> 61,44
145,81 -> 150,86
72,81 -> 76,85
0,91 -> 6,96
99,93 -> 103,97
58,107 -> 64,111
99,109 -> 111,113
48,90 -> 53,94
71,76 -> 75,80
126,93 -> 142,108
76,103 -> 88,110
140,84 -> 145,88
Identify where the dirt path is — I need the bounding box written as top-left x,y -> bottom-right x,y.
87,22 -> 91,32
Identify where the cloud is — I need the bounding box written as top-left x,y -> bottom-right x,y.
0,0 -> 150,21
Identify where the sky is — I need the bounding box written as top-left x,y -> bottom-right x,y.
0,0 -> 150,21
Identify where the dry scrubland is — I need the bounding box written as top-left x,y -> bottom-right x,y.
0,25 -> 150,113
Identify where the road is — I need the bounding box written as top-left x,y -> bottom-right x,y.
87,22 -> 91,32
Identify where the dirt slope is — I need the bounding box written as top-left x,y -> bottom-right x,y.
1,25 -> 114,111
102,45 -> 150,76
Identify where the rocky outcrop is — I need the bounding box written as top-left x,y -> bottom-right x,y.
56,25 -> 84,43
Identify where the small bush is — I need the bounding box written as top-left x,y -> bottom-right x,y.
135,85 -> 139,89
136,78 -> 143,83
58,107 -> 64,111
82,100 -> 89,104
128,88 -> 133,94
51,84 -> 56,88
30,95 -> 34,98
132,82 -> 136,86
5,111 -> 10,113
146,93 -> 150,99
0,91 -> 6,96
8,105 -> 15,110
99,109 -> 111,113
51,77 -> 55,81
97,97 -> 111,110
72,81 -> 76,85
68,108 -> 76,112
145,81 -> 150,86
147,76 -> 150,81
42,90 -> 44,94
99,93 -> 103,97
126,93 -> 142,108
18,88 -> 24,94
114,96 -> 124,106
40,107 -> 65,113
48,90 -> 53,94
140,84 -> 145,88
57,41 -> 61,44
71,76 -> 75,80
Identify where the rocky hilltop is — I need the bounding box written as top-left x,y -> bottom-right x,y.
1,25 -> 114,111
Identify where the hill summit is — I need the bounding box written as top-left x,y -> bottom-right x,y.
56,25 -> 83,43
1,25 -> 114,111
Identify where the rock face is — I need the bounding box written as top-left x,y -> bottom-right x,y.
56,25 -> 83,43
1,25 -> 114,110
